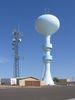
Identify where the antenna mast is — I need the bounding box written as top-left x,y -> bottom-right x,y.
44,8 -> 50,14
12,30 -> 22,78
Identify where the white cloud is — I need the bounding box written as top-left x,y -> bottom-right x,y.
0,57 -> 10,63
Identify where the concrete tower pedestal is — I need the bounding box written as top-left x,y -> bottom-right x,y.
43,35 -> 54,85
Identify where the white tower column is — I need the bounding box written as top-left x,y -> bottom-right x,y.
43,35 -> 54,85
35,14 -> 60,85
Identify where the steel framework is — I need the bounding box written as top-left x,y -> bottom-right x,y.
12,30 -> 22,78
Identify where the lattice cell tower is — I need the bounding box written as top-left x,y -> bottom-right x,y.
12,30 -> 22,78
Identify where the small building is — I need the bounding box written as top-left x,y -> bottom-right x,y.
56,78 -> 70,85
19,77 -> 46,87
66,82 -> 75,86
1,78 -> 10,85
59,79 -> 70,82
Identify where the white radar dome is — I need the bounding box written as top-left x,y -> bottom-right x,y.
35,14 -> 60,36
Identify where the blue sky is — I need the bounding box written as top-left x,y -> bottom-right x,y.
0,0 -> 75,80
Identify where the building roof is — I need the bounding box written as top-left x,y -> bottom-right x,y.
19,77 -> 40,80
